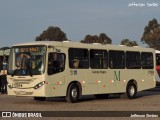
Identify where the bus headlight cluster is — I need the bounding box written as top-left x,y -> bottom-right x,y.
34,81 -> 45,89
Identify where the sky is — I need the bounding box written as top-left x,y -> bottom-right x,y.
0,0 -> 160,48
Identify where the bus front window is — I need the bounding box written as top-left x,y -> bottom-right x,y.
8,46 -> 46,76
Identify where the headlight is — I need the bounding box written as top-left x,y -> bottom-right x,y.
34,81 -> 45,89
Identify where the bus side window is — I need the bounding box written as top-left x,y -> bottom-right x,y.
69,48 -> 89,69
109,50 -> 125,69
90,49 -> 108,69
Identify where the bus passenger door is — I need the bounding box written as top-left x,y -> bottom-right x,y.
47,52 -> 67,96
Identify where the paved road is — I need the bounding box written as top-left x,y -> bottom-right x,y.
0,87 -> 160,120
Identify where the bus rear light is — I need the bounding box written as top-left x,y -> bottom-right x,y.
34,81 -> 45,89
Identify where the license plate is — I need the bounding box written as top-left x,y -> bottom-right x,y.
12,83 -> 22,88
19,91 -> 26,95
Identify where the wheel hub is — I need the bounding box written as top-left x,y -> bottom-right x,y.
71,88 -> 78,98
129,86 -> 135,96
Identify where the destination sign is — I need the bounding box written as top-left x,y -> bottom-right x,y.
15,47 -> 39,53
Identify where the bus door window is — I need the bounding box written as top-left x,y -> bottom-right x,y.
57,53 -> 65,70
48,52 -> 65,75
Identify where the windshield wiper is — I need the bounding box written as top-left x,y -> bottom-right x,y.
26,67 -> 33,77
11,65 -> 33,77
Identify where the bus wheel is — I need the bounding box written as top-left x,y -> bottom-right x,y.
126,82 -> 137,99
94,94 -> 109,99
66,83 -> 79,103
34,97 -> 46,101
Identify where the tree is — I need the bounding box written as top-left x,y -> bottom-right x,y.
99,33 -> 112,44
81,33 -> 112,44
81,35 -> 99,43
35,26 -> 67,41
121,39 -> 138,47
141,18 -> 160,49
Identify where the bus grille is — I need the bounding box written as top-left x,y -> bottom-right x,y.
14,91 -> 33,95
12,79 -> 34,84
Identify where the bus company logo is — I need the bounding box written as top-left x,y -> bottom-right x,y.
2,112 -> 11,117
114,71 -> 121,81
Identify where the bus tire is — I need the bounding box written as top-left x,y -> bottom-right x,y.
126,82 -> 137,99
66,83 -> 79,103
34,97 -> 46,101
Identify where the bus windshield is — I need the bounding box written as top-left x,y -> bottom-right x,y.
8,45 -> 46,76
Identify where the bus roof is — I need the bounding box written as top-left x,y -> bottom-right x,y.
12,41 -> 155,52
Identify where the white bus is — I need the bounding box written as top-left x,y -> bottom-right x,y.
7,41 -> 156,103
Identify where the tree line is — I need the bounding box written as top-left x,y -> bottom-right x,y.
35,18 -> 160,49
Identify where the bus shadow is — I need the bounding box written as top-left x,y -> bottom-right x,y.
78,95 -> 120,103
46,97 -> 66,102
136,87 -> 160,98
46,96 -> 97,103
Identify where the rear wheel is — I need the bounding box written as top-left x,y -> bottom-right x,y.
126,82 -> 137,99
34,97 -> 46,101
66,83 -> 79,103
